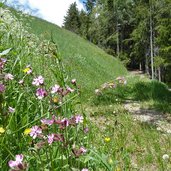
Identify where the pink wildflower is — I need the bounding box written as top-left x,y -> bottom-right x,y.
0,84 -> 5,93
8,107 -> 15,113
66,86 -> 74,93
71,79 -> 76,85
82,169 -> 89,171
84,127 -> 89,133
51,84 -> 60,94
18,80 -> 24,84
47,133 -> 64,144
41,118 -> 54,126
32,75 -> 44,86
80,147 -> 87,153
29,126 -> 42,139
8,154 -> 27,170
36,88 -> 47,99
47,134 -> 54,145
60,118 -> 69,128
75,115 -> 83,124
0,58 -> 7,70
5,73 -> 14,80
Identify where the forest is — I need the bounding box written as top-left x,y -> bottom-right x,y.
63,0 -> 171,84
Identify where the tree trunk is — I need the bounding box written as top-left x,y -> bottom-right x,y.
145,55 -> 150,76
150,4 -> 154,79
158,67 -> 161,82
139,62 -> 142,71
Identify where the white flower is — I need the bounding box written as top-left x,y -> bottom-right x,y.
162,154 -> 169,160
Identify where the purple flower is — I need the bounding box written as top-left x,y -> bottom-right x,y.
36,88 -> 47,99
0,84 -> 5,93
32,75 -> 44,86
29,126 -> 42,139
51,84 -> 60,94
47,134 -> 54,145
8,154 -> 27,170
8,107 -> 15,113
5,73 -> 14,80
41,118 -> 54,126
61,118 -> 69,128
75,115 -> 83,124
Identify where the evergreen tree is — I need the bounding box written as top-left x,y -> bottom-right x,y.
63,2 -> 81,34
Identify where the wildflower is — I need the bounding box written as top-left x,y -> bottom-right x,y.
95,89 -> 100,95
115,167 -> 121,171
32,75 -> 44,86
51,84 -> 60,94
75,115 -> 83,124
116,76 -> 127,85
0,58 -> 7,70
72,146 -> 87,157
47,134 -> 54,145
108,158 -> 113,164
5,73 -> 14,80
41,118 -> 54,126
24,128 -> 31,135
36,88 -> 47,99
52,97 -> 58,103
80,147 -> 87,153
47,133 -> 64,144
23,66 -> 32,74
71,79 -> 76,85
66,86 -> 74,93
29,126 -> 42,139
8,154 -> 27,171
61,118 -> 69,128
162,154 -> 169,160
18,80 -> 24,85
104,137 -> 111,142
0,127 -> 5,134
84,127 -> 89,133
8,107 -> 15,113
35,141 -> 46,149
82,169 -> 88,171
0,84 -> 5,93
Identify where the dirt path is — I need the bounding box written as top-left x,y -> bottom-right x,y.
124,101 -> 171,133
125,70 -> 171,133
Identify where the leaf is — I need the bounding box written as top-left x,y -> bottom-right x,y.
0,48 -> 12,56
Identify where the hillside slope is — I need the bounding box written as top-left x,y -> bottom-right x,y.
11,8 -> 127,98
28,18 -> 127,96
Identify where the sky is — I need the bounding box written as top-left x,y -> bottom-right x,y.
6,0 -> 85,27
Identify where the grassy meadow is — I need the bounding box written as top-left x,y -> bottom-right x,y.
0,5 -> 171,171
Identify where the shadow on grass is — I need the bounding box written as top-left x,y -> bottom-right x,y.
92,80 -> 171,113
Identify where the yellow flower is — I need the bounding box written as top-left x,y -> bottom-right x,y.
104,137 -> 111,142
115,167 -> 121,171
0,127 -> 5,134
108,158 -> 113,164
52,97 -> 58,103
24,128 -> 31,135
23,68 -> 30,73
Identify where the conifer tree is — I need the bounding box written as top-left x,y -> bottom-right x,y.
63,2 -> 81,34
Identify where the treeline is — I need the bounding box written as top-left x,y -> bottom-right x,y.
63,0 -> 171,83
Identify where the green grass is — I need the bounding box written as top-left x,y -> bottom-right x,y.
18,15 -> 127,99
2,5 -> 171,171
